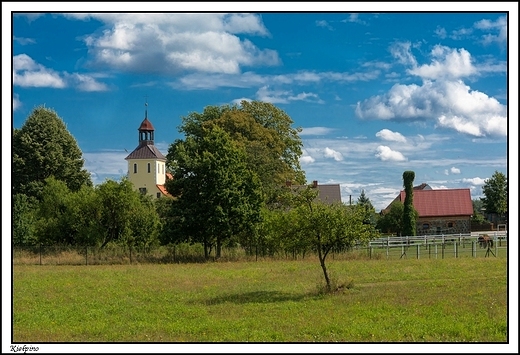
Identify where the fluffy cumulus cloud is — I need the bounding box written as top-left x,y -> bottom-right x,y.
356,77 -> 506,138
323,147 -> 343,161
74,13 -> 279,75
462,177 -> 486,186
13,54 -> 108,91
408,45 -> 476,80
356,42 -> 506,138
299,155 -> 316,164
375,129 -> 406,143
375,145 -> 407,162
13,54 -> 66,88
450,167 -> 461,174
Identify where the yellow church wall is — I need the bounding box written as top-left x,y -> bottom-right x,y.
127,158 -> 166,198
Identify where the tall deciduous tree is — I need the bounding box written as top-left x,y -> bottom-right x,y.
177,101 -> 305,205
96,178 -> 150,249
165,127 -> 263,259
481,171 -> 508,223
13,106 -> 92,199
402,171 -> 416,236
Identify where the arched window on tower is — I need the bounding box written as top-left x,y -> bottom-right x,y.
148,163 -> 151,173
133,163 -> 137,174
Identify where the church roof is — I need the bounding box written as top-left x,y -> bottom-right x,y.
139,118 -> 155,131
125,144 -> 166,160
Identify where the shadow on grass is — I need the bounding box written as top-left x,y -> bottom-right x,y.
202,290 -> 318,305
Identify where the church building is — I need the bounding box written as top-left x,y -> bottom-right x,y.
125,104 -> 170,198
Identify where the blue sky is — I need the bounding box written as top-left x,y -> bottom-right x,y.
5,4 -> 517,212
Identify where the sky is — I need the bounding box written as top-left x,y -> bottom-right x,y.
5,4 -> 517,214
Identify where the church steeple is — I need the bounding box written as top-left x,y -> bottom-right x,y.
138,101 -> 155,145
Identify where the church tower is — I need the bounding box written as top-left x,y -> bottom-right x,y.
125,103 -> 168,198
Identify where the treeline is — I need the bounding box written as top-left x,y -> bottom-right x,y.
12,103 -> 379,266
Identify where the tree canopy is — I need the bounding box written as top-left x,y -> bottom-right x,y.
481,171 -> 507,221
176,100 -> 305,204
276,186 -> 376,292
165,126 -> 263,259
13,106 -> 92,199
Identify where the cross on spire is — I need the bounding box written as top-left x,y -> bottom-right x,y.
144,96 -> 148,118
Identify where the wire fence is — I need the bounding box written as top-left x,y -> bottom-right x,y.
12,232 -> 508,265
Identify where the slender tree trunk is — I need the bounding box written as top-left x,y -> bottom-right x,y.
216,238 -> 222,259
316,235 -> 331,291
204,240 -> 209,260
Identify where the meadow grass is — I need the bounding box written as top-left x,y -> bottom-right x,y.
13,256 -> 507,342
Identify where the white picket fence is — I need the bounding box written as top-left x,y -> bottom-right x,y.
367,231 -> 508,259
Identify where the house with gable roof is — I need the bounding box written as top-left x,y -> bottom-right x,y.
285,180 -> 342,204
383,184 -> 473,235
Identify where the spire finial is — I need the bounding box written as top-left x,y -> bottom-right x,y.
144,96 -> 148,119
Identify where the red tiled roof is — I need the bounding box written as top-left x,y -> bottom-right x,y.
139,118 -> 155,131
156,184 -> 171,197
125,144 -> 166,160
399,189 -> 473,217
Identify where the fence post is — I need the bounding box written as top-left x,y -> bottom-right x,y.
442,242 -> 445,259
39,243 -> 42,266
454,241 -> 458,258
85,245 -> 88,265
416,244 -> 420,259
472,241 -> 476,258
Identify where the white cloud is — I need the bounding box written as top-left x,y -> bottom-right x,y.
435,26 -> 447,39
408,46 -> 476,80
462,177 -> 486,186
316,20 -> 333,30
13,54 -> 66,88
375,129 -> 406,143
356,79 -> 506,138
300,127 -> 335,136
72,13 -> 279,75
375,145 -> 407,162
13,54 -> 109,91
343,13 -> 367,25
323,147 -> 343,161
83,150 -> 128,185
389,41 -> 418,67
13,36 -> 36,45
255,86 -> 323,104
173,69 -> 380,91
67,73 -> 109,92
13,94 -> 21,111
450,167 -> 461,174
299,155 -> 315,164
444,169 -> 449,176
474,15 -> 507,45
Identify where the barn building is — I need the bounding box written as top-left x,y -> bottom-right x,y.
384,184 -> 473,235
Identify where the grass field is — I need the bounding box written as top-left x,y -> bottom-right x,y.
12,256 -> 508,343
